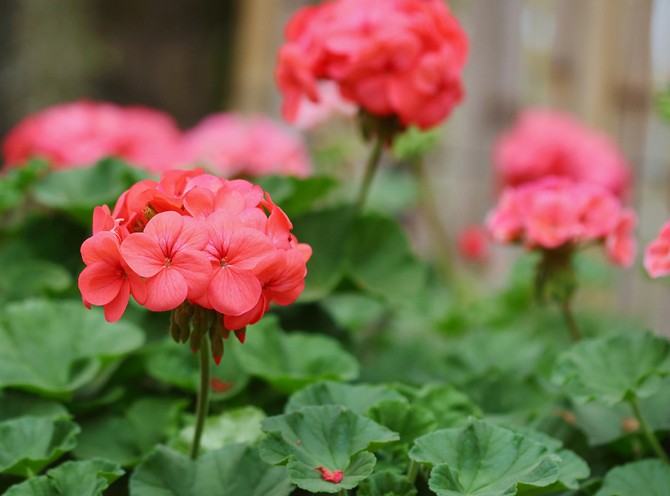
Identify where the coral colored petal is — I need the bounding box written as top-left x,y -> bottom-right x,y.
104,281 -> 131,322
120,233 -> 165,277
179,216 -> 209,250
209,266 -> 262,316
172,249 -> 212,299
143,211 -> 184,250
78,261 -> 125,306
227,229 -> 275,268
127,269 -> 148,305
183,187 -> 215,218
223,294 -> 267,330
143,269 -> 189,312
81,231 -> 121,265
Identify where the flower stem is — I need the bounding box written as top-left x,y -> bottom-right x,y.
190,337 -> 210,459
558,299 -> 582,341
407,459 -> 419,484
629,396 -> 670,464
355,137 -> 383,212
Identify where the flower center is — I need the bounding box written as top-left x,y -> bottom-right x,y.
164,257 -> 172,268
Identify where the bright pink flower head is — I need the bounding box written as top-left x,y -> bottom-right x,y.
79,169 -> 310,325
183,113 -> 312,178
276,0 -> 468,130
2,100 -> 185,172
494,109 -> 631,197
486,177 -> 636,266
645,221 -> 670,278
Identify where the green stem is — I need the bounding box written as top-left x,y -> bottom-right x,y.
407,459 -> 419,484
629,396 -> 670,464
355,137 -> 383,211
558,299 -> 582,341
190,338 -> 211,459
338,489 -> 349,496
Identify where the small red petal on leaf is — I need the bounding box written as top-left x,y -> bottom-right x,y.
315,466 -> 343,483
210,378 -> 233,393
295,439 -> 301,445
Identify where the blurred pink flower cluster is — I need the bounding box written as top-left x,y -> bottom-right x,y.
645,223 -> 670,278
78,169 -> 311,328
494,109 -> 630,198
2,101 -> 311,177
487,177 -> 636,266
276,0 -> 468,130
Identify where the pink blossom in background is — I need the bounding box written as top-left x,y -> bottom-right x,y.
456,225 -> 490,263
292,81 -> 357,130
494,109 -> 631,197
276,0 -> 468,130
644,221 -> 670,278
78,169 -> 311,324
183,113 -> 312,178
486,177 -> 636,266
2,100 -> 184,172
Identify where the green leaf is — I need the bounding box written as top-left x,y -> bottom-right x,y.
409,419 -> 560,496
396,384 -> 481,429
4,459 -> 124,496
74,397 -> 187,466
0,299 -> 145,398
0,390 -> 69,421
145,338 -> 249,401
594,459 -> 670,496
368,400 -> 437,446
358,471 -> 418,496
235,317 -> 359,393
0,417 -> 80,477
253,175 -> 338,217
260,405 -> 399,493
392,125 -> 441,162
0,159 -> 49,212
285,381 -> 406,414
129,444 -> 293,496
553,330 -> 670,405
346,213 -> 426,303
290,206 -> 355,301
32,158 -> 149,223
172,406 -> 266,454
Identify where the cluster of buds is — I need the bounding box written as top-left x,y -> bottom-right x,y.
78,169 -> 311,360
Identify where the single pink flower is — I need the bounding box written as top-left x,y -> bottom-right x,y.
78,231 -> 147,322
645,221 -> 670,277
120,211 -> 211,312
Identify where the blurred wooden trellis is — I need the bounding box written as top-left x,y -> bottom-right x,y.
2,0 -> 670,332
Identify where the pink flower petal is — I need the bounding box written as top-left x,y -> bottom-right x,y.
120,233 -> 165,278
208,265 -> 262,316
78,261 -> 125,306
143,268 -> 189,312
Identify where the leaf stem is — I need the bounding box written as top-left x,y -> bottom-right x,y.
558,299 -> 582,341
355,137 -> 383,212
407,459 -> 419,484
629,396 -> 670,464
190,337 -> 210,460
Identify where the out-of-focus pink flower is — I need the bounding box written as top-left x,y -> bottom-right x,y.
293,81 -> 357,130
2,100 -> 185,172
486,177 -> 636,266
457,225 -> 489,263
276,0 -> 468,130
183,113 -> 312,178
78,169 -> 310,326
645,221 -> 670,277
494,109 -> 630,197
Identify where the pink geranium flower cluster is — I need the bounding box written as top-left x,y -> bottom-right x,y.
494,109 -> 630,198
2,101 -> 311,177
78,169 -> 311,328
276,0 -> 468,130
645,222 -> 670,278
487,177 -> 636,266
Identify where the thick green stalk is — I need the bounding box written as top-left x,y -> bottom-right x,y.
190,337 -> 211,459
407,459 -> 419,484
629,396 -> 670,464
558,299 -> 582,341
355,137 -> 383,211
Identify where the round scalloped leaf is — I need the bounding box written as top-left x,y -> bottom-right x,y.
235,318 -> 359,393
0,390 -> 69,421
285,381 -> 406,414
410,420 -> 560,496
396,383 -> 481,429
553,330 -> 670,405
260,405 -> 399,493
4,459 -> 124,496
129,444 -> 292,496
0,299 -> 144,398
172,406 -> 266,454
368,399 -> 437,446
594,459 -> 670,496
0,417 -> 80,477
73,397 -> 187,467
145,338 -> 249,401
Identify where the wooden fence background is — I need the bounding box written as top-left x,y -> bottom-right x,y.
2,0 -> 670,332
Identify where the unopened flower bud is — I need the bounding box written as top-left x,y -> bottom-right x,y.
234,327 -> 247,343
